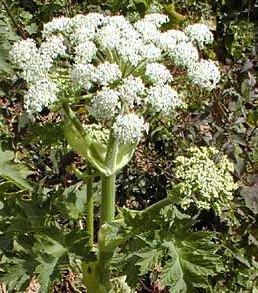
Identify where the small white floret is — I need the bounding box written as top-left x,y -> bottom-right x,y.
187,59 -> 220,90
143,13 -> 169,28
95,62 -> 122,86
70,63 -> 96,89
90,87 -> 120,120
184,23 -> 214,49
112,113 -> 148,144
147,84 -> 181,115
40,35 -> 66,59
169,41 -> 199,68
74,41 -> 97,64
24,78 -> 59,113
118,76 -> 145,107
145,63 -> 173,84
42,16 -> 71,37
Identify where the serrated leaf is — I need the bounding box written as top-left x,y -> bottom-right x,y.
0,256 -> 38,291
160,233 -> 223,292
110,205 -> 223,291
135,246 -> 164,274
0,145 -> 33,190
35,254 -> 63,292
62,183 -> 88,219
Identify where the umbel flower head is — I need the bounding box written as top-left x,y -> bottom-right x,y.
184,23 -> 214,49
173,146 -> 238,215
112,113 -> 148,145
10,12 -> 220,144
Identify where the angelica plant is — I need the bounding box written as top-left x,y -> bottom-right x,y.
9,12 -> 234,293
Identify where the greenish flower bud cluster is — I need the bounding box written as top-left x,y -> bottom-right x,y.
174,146 -> 238,215
83,124 -> 110,144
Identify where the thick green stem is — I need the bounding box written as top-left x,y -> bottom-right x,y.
100,132 -> 118,224
98,174 -> 116,292
100,174 -> 116,224
86,176 -> 94,248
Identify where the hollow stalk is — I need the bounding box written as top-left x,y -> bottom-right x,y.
86,176 -> 94,248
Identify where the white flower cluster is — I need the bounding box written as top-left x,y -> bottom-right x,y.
10,39 -> 51,83
145,63 -> 173,84
90,87 -> 120,120
95,62 -> 122,86
169,41 -> 199,68
118,76 -> 145,107
24,79 -> 59,113
112,113 -> 148,144
143,13 -> 169,28
134,19 -> 161,44
71,61 -> 121,91
70,63 -> 95,90
140,43 -> 162,62
74,41 -> 97,64
42,16 -> 71,37
174,146 -> 238,215
39,35 -> 66,59
147,84 -> 181,115
10,36 -> 66,112
184,23 -> 214,49
187,59 -> 221,91
10,12 -> 221,143
42,13 -> 105,42
157,30 -> 188,51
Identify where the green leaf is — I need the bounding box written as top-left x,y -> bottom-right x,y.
160,233 -> 223,292
241,185 -> 258,214
135,246 -> 164,274
0,255 -> 38,291
101,221 -> 127,251
35,254 -> 64,292
0,144 -> 33,190
109,206 -> 223,291
114,143 -> 136,173
161,256 -> 187,293
62,183 -> 88,219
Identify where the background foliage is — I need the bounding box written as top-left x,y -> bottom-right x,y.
0,0 -> 257,292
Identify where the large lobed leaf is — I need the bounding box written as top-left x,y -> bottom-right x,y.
0,144 -> 33,190
109,205 -> 223,292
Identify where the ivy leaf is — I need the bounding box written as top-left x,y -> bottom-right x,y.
0,145 -> 33,190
